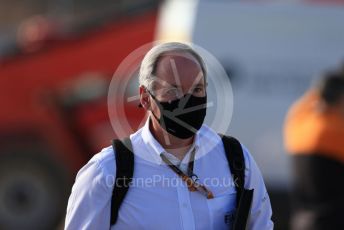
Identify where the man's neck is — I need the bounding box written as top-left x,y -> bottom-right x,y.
149,117 -> 194,160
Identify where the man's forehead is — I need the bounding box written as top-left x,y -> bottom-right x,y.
157,52 -> 202,70
154,52 -> 204,88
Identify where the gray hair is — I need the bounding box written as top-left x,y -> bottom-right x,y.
138,42 -> 206,92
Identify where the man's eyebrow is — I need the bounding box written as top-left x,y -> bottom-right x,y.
164,83 -> 180,89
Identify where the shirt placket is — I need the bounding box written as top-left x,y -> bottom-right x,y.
160,148 -> 197,230
176,180 -> 196,230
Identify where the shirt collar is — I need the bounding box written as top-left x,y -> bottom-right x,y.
141,116 -> 201,165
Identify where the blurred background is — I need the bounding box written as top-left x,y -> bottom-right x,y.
0,0 -> 343,229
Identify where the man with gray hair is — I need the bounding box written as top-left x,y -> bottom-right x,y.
65,42 -> 273,229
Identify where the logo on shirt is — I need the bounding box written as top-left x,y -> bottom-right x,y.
224,210 -> 236,226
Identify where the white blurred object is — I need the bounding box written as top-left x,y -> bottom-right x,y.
156,0 -> 198,42
157,0 -> 344,189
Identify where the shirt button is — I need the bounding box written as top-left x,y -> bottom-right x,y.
182,203 -> 188,208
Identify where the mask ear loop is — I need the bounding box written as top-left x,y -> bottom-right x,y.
146,89 -> 175,145
146,89 -> 169,131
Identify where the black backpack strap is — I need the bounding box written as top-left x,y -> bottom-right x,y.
110,138 -> 134,226
220,134 -> 254,230
220,135 -> 245,197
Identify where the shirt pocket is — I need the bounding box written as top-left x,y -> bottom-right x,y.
207,191 -> 237,230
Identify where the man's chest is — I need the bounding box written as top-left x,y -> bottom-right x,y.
112,159 -> 237,230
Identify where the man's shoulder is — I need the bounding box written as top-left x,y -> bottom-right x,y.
88,132 -> 143,177
201,126 -> 253,172
81,145 -> 115,180
94,145 -> 115,165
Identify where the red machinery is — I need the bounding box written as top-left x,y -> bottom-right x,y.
0,6 -> 157,229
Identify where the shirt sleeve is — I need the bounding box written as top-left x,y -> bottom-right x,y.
241,144 -> 274,230
64,153 -> 113,230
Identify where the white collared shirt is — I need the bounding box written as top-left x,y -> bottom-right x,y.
65,119 -> 273,230
161,142 -> 196,173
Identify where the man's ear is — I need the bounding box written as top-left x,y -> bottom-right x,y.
139,86 -> 151,110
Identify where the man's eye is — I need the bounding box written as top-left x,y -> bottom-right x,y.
165,89 -> 178,98
165,88 -> 179,96
194,87 -> 203,93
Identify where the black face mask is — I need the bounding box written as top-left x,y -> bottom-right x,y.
149,92 -> 207,139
